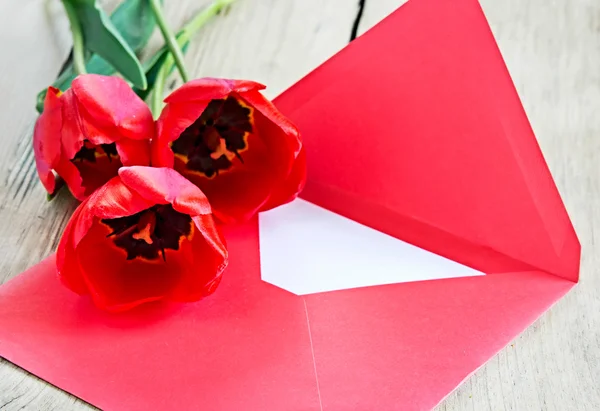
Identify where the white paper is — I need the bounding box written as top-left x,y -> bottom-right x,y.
258,199 -> 484,295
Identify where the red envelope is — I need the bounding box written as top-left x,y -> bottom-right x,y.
0,0 -> 579,410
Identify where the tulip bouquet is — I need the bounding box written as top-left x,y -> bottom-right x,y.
34,0 -> 305,312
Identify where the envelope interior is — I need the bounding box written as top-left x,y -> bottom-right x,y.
259,199 -> 484,295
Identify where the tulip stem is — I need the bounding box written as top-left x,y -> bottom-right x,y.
150,0 -> 190,83
179,0 -> 238,44
149,0 -> 238,118
61,0 -> 87,75
151,66 -> 167,118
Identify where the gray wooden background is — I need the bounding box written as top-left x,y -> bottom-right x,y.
0,0 -> 598,409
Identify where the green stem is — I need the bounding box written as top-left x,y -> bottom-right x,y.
151,61 -> 169,118
150,0 -> 238,117
179,0 -> 237,44
150,0 -> 189,83
61,0 -> 86,75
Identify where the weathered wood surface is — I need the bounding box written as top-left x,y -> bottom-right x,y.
0,0 -> 598,409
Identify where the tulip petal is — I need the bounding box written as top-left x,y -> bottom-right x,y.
75,177 -> 154,243
115,138 -> 151,166
164,78 -> 265,104
54,156 -> 86,201
60,89 -> 86,161
55,76 -> 154,201
33,88 -> 63,195
238,89 -> 302,156
72,74 -> 154,141
76,110 -> 118,146
56,205 -> 88,294
153,80 -> 304,223
170,214 -> 227,301
119,166 -> 212,217
70,151 -> 123,198
179,130 -> 276,224
152,101 -> 209,168
191,214 -> 228,261
260,146 -> 307,212
76,220 -> 192,312
193,98 -> 300,222
56,166 -> 227,311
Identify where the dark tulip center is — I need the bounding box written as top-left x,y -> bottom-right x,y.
171,96 -> 253,178
101,204 -> 193,261
70,140 -> 123,196
72,140 -> 119,163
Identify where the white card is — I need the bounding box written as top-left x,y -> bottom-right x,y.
258,199 -> 484,295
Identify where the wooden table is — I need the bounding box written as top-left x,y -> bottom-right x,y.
1,0 -> 598,409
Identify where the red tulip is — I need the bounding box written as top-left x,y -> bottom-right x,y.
34,74 -> 154,200
151,78 -> 306,223
57,166 -> 228,312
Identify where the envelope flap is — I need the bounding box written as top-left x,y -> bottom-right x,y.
274,0 -> 579,281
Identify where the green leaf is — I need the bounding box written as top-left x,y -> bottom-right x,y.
133,35 -> 189,101
109,0 -> 156,52
70,0 -> 147,88
36,0 -> 155,112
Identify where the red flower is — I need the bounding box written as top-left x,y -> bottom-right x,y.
34,74 -> 154,200
151,78 -> 306,223
57,166 -> 228,312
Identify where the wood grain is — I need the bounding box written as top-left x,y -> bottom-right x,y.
0,0 -> 598,409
